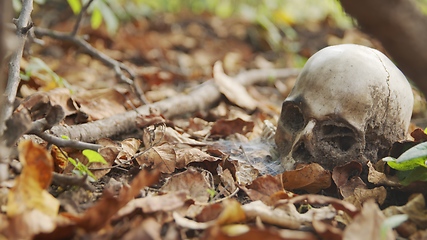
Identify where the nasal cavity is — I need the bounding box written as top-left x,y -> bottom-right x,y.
281,104 -> 305,133
292,142 -> 313,162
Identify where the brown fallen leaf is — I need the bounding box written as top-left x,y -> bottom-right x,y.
281,163 -> 331,193
241,175 -> 295,205
3,140 -> 59,239
160,168 -> 212,203
343,200 -> 394,240
7,140 -> 58,217
210,118 -> 255,137
242,200 -> 300,229
136,143 -> 176,173
383,193 -> 427,229
216,199 -> 246,225
63,169 -> 160,232
121,217 -> 162,240
175,147 -> 218,169
344,186 -> 387,209
51,145 -> 68,173
205,225 -> 317,240
312,219 -> 342,240
276,194 -> 359,218
332,161 -> 364,198
367,161 -> 401,187
72,88 -> 127,121
213,61 -> 257,111
115,191 -> 189,219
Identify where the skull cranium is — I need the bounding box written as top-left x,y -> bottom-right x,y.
275,44 -> 414,170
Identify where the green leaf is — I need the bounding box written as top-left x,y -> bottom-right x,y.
207,188 -> 216,198
91,8 -> 103,29
83,149 -> 107,164
68,157 -> 77,167
61,135 -> 70,140
384,156 -> 426,171
395,141 -> 427,163
67,0 -> 82,15
97,0 -> 119,35
397,167 -> 427,186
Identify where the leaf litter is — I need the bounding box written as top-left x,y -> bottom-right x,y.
1,9 -> 427,240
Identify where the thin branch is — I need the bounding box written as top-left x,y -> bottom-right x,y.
71,0 -> 94,36
0,0 -> 33,135
33,27 -> 136,85
52,172 -> 96,191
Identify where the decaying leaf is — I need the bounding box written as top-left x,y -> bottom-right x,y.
160,168 -> 213,203
213,61 -> 257,111
241,174 -> 295,205
115,191 -> 189,219
276,194 -> 359,218
72,88 -> 128,121
210,118 -> 255,137
281,163 -> 331,193
7,140 -> 58,217
343,200 -> 394,240
242,200 -> 300,229
344,186 -> 387,210
312,219 -> 342,240
136,143 -> 176,173
332,161 -> 364,198
367,161 -> 401,187
3,140 -> 60,238
64,169 -> 160,232
383,194 -> 427,229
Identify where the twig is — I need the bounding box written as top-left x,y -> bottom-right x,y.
0,0 -> 33,183
0,0 -> 33,135
33,132 -> 101,151
71,0 -> 94,36
52,172 -> 96,191
33,27 -> 136,85
49,68 -> 300,142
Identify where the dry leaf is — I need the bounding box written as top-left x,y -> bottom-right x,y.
216,199 -> 246,225
383,194 -> 427,229
175,147 -> 218,169
344,186 -> 387,209
367,161 -> 401,187
3,140 -> 59,239
210,118 -> 255,137
136,143 -> 176,173
7,140 -> 58,217
242,200 -> 300,229
241,175 -> 295,205
115,191 -> 188,219
343,200 -> 394,240
67,169 -> 160,232
160,168 -> 212,203
213,61 -> 257,111
281,163 -> 331,193
72,88 -> 127,121
276,194 -> 359,218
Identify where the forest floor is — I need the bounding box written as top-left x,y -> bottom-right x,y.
1,8 -> 427,240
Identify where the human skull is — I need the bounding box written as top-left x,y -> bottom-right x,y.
275,44 -> 414,170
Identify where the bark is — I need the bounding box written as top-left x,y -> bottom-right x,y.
49,68 -> 299,143
340,0 -> 427,97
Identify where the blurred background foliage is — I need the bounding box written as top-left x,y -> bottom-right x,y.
11,0 -> 427,70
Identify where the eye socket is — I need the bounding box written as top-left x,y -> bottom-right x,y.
319,124 -> 357,152
280,104 -> 305,133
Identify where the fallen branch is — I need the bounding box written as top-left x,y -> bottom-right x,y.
49,68 -> 299,142
33,27 -> 136,86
